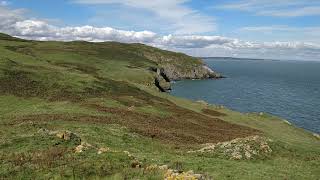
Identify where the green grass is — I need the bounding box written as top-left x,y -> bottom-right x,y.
0,33 -> 319,179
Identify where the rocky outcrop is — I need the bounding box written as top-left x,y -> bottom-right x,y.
144,164 -> 210,180
150,67 -> 171,92
150,64 -> 222,92
188,135 -> 272,160
155,76 -> 171,92
161,64 -> 223,81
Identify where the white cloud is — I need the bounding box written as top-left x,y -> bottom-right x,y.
158,35 -> 237,48
0,1 -> 9,6
1,5 -> 320,61
240,25 -> 320,33
6,20 -> 157,42
258,6 -> 320,17
73,0 -> 216,34
217,0 -> 320,17
0,6 -> 27,32
238,25 -> 320,44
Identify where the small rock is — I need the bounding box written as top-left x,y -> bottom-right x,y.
38,128 -> 50,134
194,173 -> 204,179
74,142 -> 92,153
145,164 -> 159,171
158,165 -> 168,170
244,151 -> 252,159
165,169 -> 173,176
128,106 -> 135,111
186,170 -> 194,175
75,145 -> 85,153
196,100 -> 208,106
164,169 -> 207,180
123,151 -> 130,155
131,160 -> 142,168
56,131 -> 81,145
313,133 -> 320,140
97,147 -> 110,154
231,152 -> 242,160
123,151 -> 135,159
283,120 -> 292,125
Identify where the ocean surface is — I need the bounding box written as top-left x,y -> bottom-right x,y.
171,58 -> 320,133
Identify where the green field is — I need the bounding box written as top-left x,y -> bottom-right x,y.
0,33 -> 319,179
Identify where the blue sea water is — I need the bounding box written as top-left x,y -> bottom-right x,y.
171,58 -> 320,133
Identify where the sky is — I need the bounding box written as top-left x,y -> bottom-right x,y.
1,0 -> 320,60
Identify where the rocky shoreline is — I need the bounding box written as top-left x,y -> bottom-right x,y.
151,64 -> 223,92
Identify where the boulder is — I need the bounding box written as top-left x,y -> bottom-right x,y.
313,133 -> 320,140
97,147 -> 110,154
155,75 -> 171,92
74,142 -> 92,153
56,131 -> 81,145
131,160 -> 142,168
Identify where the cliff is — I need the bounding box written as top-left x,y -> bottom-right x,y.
129,43 -> 222,81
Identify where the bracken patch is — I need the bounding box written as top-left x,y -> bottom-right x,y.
13,103 -> 259,146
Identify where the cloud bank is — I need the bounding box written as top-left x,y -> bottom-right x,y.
218,0 -> 320,17
1,5 -> 320,61
73,0 -> 216,34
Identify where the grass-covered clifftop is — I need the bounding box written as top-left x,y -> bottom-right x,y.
0,33 -> 319,179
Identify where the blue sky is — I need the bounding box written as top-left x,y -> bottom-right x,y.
1,0 -> 320,60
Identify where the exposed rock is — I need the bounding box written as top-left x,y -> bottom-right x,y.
151,67 -> 171,92
144,164 -> 209,180
216,105 -> 225,109
161,64 -> 223,81
123,150 -> 134,158
97,147 -> 110,154
158,165 -> 169,170
283,120 -> 292,125
145,164 -> 159,171
196,100 -> 209,106
37,128 -> 52,135
56,131 -> 81,145
128,106 -> 135,111
75,142 -> 92,153
150,64 -> 222,92
189,135 -> 272,160
131,159 -> 142,168
155,75 -> 171,92
164,168 -> 209,180
38,128 -> 81,145
313,133 -> 320,140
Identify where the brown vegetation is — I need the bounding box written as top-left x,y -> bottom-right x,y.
202,108 -> 227,117
13,102 -> 259,146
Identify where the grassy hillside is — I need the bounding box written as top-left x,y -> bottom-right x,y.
0,33 -> 319,179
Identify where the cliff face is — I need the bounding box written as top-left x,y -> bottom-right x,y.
129,43 -> 223,82
161,63 -> 222,81
150,64 -> 222,92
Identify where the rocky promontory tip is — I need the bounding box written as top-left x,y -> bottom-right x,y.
150,64 -> 223,92
161,64 -> 223,81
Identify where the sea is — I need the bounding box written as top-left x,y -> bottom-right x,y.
171,58 -> 320,133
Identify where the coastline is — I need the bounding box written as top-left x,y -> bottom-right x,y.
0,33 -> 319,179
171,58 -> 320,134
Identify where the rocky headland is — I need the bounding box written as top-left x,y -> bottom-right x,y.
150,63 -> 223,92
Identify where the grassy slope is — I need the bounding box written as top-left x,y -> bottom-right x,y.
0,34 -> 319,179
